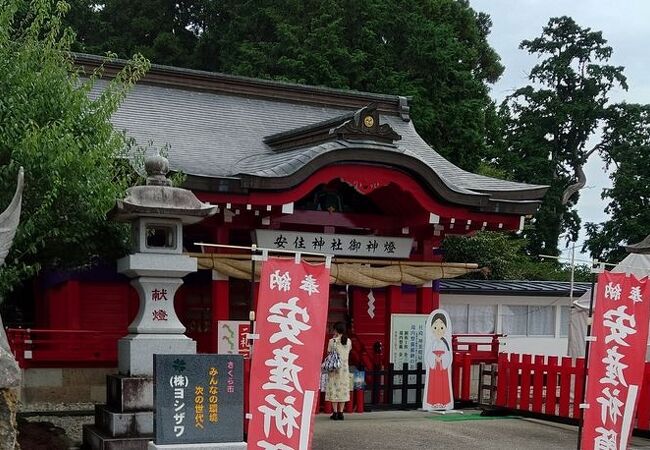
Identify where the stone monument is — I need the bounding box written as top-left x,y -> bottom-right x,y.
150,354 -> 246,449
0,168 -> 24,450
83,154 -> 217,449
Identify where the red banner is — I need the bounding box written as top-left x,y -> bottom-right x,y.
248,258 -> 330,450
582,271 -> 650,449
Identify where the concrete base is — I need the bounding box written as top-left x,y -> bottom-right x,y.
107,375 -> 154,412
118,334 -> 196,376
96,404 -> 154,437
84,375 -> 155,449
83,424 -> 152,450
148,442 -> 247,450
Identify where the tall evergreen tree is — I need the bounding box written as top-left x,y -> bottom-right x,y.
499,16 -> 627,256
584,104 -> 650,262
65,0 -> 504,172
213,0 -> 504,171
66,0 -> 202,67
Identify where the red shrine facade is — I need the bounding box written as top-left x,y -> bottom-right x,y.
10,55 -> 547,370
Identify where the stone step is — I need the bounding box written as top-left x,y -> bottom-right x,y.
95,404 -> 154,437
83,424 -> 152,450
107,375 -> 154,412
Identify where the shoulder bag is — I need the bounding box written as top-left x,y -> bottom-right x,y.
321,339 -> 342,372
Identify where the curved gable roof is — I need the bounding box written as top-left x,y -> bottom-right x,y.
79,54 -> 547,215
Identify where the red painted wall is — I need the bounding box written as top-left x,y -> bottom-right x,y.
350,286 -> 417,366
39,280 -> 137,332
79,282 -> 134,331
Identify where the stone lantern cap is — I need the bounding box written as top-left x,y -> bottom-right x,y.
110,153 -> 218,224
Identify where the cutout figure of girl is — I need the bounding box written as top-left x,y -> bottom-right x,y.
423,309 -> 453,411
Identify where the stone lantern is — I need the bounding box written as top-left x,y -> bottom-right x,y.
83,154 -> 216,449
111,154 -> 217,376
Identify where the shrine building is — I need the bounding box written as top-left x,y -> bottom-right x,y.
9,54 -> 548,386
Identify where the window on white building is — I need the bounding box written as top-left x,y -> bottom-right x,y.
469,305 -> 497,333
527,306 -> 555,336
445,304 -> 468,333
559,306 -> 571,337
443,304 -> 496,334
502,305 -> 527,335
502,305 -> 555,336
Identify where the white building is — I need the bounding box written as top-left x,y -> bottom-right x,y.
439,279 -> 591,356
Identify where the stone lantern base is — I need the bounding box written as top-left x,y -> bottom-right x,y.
118,334 -> 196,377
82,374 -> 155,449
83,335 -> 196,449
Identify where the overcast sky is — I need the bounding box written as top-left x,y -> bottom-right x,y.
470,0 -> 650,261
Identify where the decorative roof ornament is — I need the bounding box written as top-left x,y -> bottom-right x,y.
264,104 -> 401,152
330,104 -> 401,144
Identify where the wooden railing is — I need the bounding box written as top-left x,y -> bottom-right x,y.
6,328 -> 123,368
452,334 -> 501,363
495,352 -> 650,432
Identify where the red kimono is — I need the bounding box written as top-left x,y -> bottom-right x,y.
426,340 -> 452,408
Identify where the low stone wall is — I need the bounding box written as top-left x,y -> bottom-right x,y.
20,368 -> 117,405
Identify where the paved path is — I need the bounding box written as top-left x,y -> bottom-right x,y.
311,410 -> 650,450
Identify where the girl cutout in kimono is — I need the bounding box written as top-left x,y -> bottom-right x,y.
424,310 -> 453,410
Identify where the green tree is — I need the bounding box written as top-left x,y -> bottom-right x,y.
65,0 -> 201,67
442,231 -> 591,281
499,16 -> 627,256
64,0 -> 504,172
584,104 -> 650,262
215,0 -> 504,171
0,0 -> 149,296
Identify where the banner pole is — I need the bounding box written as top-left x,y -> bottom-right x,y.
576,265 -> 599,450
249,244 -> 258,359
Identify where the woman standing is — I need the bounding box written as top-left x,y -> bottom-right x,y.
325,322 -> 352,420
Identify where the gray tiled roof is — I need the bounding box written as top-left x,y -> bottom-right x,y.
88,56 -> 546,210
439,279 -> 591,296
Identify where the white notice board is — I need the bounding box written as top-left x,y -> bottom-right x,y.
389,314 -> 428,368
390,314 -> 428,404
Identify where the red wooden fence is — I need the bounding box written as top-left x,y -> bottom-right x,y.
7,328 -> 492,411
6,328 -> 122,367
495,352 -> 650,432
452,334 -> 501,363
452,352 -> 473,402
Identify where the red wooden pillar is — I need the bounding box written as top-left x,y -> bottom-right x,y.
416,281 -> 440,314
384,285 -> 402,367
209,226 -> 230,352
210,270 -> 229,352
